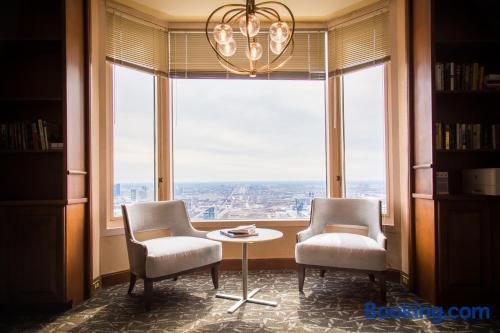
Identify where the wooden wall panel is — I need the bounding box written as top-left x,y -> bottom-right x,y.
438,201 -> 491,305
65,0 -> 86,172
414,198 -> 436,304
66,204 -> 86,305
5,206 -> 64,304
411,0 -> 434,196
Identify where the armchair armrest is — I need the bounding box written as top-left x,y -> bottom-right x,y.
377,231 -> 387,249
188,228 -> 209,238
296,228 -> 316,243
127,239 -> 148,276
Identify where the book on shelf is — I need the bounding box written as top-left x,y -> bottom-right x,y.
434,62 -> 491,91
0,119 -> 62,151
435,122 -> 499,150
485,74 -> 500,88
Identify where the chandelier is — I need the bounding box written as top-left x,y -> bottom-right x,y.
205,0 -> 295,77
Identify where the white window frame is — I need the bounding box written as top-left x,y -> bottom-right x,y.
338,62 -> 394,223
103,64 -> 394,230
105,62 -> 164,229
168,78 -> 331,224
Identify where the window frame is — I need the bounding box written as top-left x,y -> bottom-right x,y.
104,63 -> 394,230
340,61 -> 393,220
105,62 -> 161,228
168,78 -> 330,222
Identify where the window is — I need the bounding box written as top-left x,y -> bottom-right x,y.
342,64 -> 388,213
111,64 -> 156,217
172,79 -> 327,220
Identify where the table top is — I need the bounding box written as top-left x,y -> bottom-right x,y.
207,228 -> 283,243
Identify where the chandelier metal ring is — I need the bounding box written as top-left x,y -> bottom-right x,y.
205,0 -> 295,77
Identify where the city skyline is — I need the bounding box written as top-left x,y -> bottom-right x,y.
113,179 -> 386,218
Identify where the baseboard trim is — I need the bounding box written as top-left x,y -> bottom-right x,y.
100,260 -> 407,288
102,270 -> 130,287
385,269 -> 402,284
89,277 -> 102,296
400,271 -> 410,287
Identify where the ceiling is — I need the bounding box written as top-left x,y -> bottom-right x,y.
113,0 -> 379,22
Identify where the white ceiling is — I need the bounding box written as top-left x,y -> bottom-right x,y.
114,0 -> 378,22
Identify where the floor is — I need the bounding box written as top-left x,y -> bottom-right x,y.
3,270 -> 499,332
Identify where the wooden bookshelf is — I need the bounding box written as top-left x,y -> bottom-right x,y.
0,0 -> 88,310
410,0 -> 500,306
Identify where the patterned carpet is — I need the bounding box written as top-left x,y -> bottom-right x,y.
3,270 -> 499,332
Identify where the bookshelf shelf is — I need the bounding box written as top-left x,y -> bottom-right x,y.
412,0 -> 500,306
435,90 -> 500,95
0,97 -> 63,102
436,149 -> 498,153
0,0 -> 87,309
0,149 -> 63,154
436,40 -> 500,47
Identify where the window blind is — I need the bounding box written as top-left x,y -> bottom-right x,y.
169,31 -> 326,80
328,9 -> 390,76
105,9 -> 168,76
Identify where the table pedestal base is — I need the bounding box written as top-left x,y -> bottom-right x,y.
216,288 -> 278,313
216,243 -> 278,313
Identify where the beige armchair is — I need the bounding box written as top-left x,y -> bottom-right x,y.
122,200 -> 222,310
295,198 -> 387,301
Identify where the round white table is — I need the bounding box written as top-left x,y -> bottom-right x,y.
207,228 -> 283,313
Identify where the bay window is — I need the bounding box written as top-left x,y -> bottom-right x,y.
103,5 -> 394,227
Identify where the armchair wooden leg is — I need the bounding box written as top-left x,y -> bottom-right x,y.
144,278 -> 153,311
368,273 -> 375,283
128,273 -> 137,294
320,270 -> 326,277
211,263 -> 220,289
379,272 -> 386,302
173,275 -> 178,281
298,265 -> 306,292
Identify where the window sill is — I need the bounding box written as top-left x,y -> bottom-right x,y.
103,219 -> 310,237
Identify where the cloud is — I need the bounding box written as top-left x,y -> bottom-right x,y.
112,64 -> 386,184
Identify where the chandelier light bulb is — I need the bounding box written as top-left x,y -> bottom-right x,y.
270,40 -> 285,55
213,23 -> 233,44
269,21 -> 290,43
217,38 -> 237,57
245,41 -> 263,61
239,14 -> 260,37
206,0 -> 295,76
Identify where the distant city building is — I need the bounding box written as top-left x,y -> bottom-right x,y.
130,189 -> 137,201
114,184 -> 121,196
203,207 -> 216,219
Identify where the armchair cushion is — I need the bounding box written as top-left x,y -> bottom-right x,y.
143,236 -> 222,278
295,233 -> 386,271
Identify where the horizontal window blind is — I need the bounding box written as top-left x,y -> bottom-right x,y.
328,9 -> 390,76
169,31 -> 326,80
106,9 -> 168,75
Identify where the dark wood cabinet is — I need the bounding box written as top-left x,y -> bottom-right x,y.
4,206 -> 64,304
438,200 -> 492,304
410,0 -> 500,306
0,0 -> 88,309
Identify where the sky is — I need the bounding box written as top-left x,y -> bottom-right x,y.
172,78 -> 326,182
112,64 -> 386,184
343,65 -> 387,184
